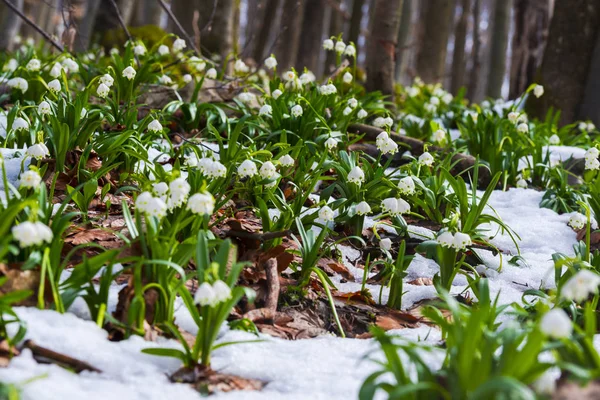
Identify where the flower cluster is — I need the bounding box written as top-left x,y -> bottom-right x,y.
381,197 -> 410,216
436,231 -> 472,251
194,280 -> 232,307
561,269 -> 600,303
376,132 -> 398,155
584,146 -> 599,170
12,221 -> 53,248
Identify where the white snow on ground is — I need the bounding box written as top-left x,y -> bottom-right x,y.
0,148 -> 28,191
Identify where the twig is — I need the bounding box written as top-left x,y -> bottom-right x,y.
1,0 -> 64,52
263,258 -> 280,310
156,0 -> 201,56
23,340 -> 101,373
200,0 -> 219,33
108,0 -> 139,67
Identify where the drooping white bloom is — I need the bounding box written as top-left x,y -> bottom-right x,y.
158,44 -> 169,56
173,38 -> 186,52
588,122 -> 596,132
418,152 -> 434,167
238,160 -> 258,178
122,66 -> 136,80
169,177 -> 191,207
291,104 -> 303,117
568,212 -> 587,230
376,132 -> 398,155
398,176 -> 415,196
8,77 -> 28,93
259,104 -> 273,117
38,100 -> 51,115
357,109 -> 368,119
347,166 -> 365,185
134,44 -> 146,56
325,137 -> 338,150
407,86 -> 420,97
259,161 -> 277,179
318,205 -> 335,221
264,56 -> 277,69
152,182 -> 169,196
431,129 -> 446,143
49,62 -> 63,78
516,178 -> 528,189
347,98 -> 358,109
442,93 -> 453,104
212,280 -> 232,303
278,154 -> 294,167
97,83 -> 110,98
187,192 -> 215,216
373,117 -> 392,128
26,143 -> 50,160
100,73 -> 114,87
148,119 -> 163,133
12,117 -> 29,131
343,72 -> 353,84
26,59 -> 41,72
299,71 -> 316,85
429,96 -> 440,106
272,89 -> 283,99
561,269 -> 600,303
283,70 -> 296,82
62,58 -> 79,73
344,44 -> 356,58
533,84 -> 544,98
452,232 -> 472,250
381,198 -> 410,216
205,68 -> 217,79
135,191 -> 154,212
183,74 -> 192,83
437,232 -> 454,248
584,147 -> 599,162
356,201 -> 371,216
323,39 -> 334,50
146,196 -> 168,218
517,122 -> 529,133
19,170 -> 42,189
158,74 -> 173,85
11,221 -> 53,248
343,107 -> 352,116
380,238 -> 392,251
376,132 -> 389,148
194,282 -> 217,306
319,83 -> 337,95
3,58 -> 17,72
508,112 -> 519,123
585,158 -> 600,170
334,40 -> 346,54
540,308 -> 572,339
234,59 -> 249,74
548,134 -> 560,145
238,92 -> 254,103
532,368 -> 560,396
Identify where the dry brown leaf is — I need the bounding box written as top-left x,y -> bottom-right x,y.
407,277 -> 434,286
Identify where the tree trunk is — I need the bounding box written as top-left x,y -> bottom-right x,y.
348,0 -> 364,46
395,0 -> 413,83
508,0 -> 550,99
325,0 -> 344,73
252,0 -> 279,62
579,30 -> 600,126
297,0 -> 326,72
118,0 -> 136,25
365,0 -> 403,98
242,0 -> 263,58
134,0 -> 162,26
0,0 -> 24,50
74,0 -> 102,52
415,0 -> 455,84
486,0 -> 512,98
273,0 -> 306,70
527,0 -> 600,125
450,0 -> 471,94
198,0 -> 235,59
467,0 -> 481,99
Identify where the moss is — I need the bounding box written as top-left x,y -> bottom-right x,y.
100,25 -> 169,50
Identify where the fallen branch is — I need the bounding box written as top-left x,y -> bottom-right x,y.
1,0 -> 64,52
23,340 -> 101,373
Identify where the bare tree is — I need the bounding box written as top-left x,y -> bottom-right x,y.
467,0 -> 481,99
133,0 -> 161,26
252,0 -> 279,62
325,0 -> 344,73
297,0 -> 325,72
486,0 -> 513,98
273,0 -> 306,70
348,0 -> 364,46
450,0 -> 471,94
365,0 -> 403,98
0,0 -> 24,50
75,0 -> 101,51
395,0 -> 413,83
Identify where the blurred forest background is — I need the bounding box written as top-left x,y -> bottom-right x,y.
0,0 -> 599,126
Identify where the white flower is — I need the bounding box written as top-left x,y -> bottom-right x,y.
429,96 -> 440,106
381,198 -> 410,216
516,178 -> 528,189
398,176 -> 415,196
379,138 -> 398,155
38,100 -> 51,115
238,92 -> 254,103
343,107 -> 352,116
234,59 -> 249,73
49,62 -> 63,78
532,368 -> 560,396
344,44 -> 356,58
517,123 -> 529,133
212,280 -> 232,303
148,119 -> 163,133
61,58 -> 79,73
319,83 -> 337,95
122,66 -> 136,80
561,269 -> 600,303
146,196 -> 168,218
380,238 -> 392,251
540,309 -> 572,339
238,160 -> 258,178
8,77 -> 28,93
452,232 -> 472,250
188,56 -> 206,72
343,72 -> 353,84
97,83 -> 110,98
12,117 -> 28,131
318,205 -> 335,221
272,89 -> 283,99
11,221 -> 53,248
579,122 -> 588,131
533,84 -> 544,98
26,143 -> 49,160
585,158 -> 600,170
407,87 -> 420,97
291,104 -> 303,117
158,44 -> 169,56
3,58 -> 17,72
347,166 -> 365,185
158,75 -> 173,85
431,129 -> 446,143
548,134 -> 560,145
442,93 -> 453,104
259,104 -> 273,117
19,170 -> 42,189
588,122 -> 596,132
584,147 -> 599,162
334,40 -> 346,54
169,178 -> 191,206
357,109 -> 368,119
508,112 -> 519,123
347,98 -> 358,109
173,38 -> 186,52
283,70 -> 296,81
206,68 -> 217,79
437,232 -> 454,248
373,117 -> 391,128
259,161 -> 277,179
152,182 -> 169,196
135,191 -> 154,212
183,74 -> 192,83
264,56 -> 277,69
278,154 -> 294,167
325,137 -> 338,150
568,212 -> 587,230
187,192 -> 215,216
194,282 -> 217,306
134,44 -> 146,56
100,73 -> 114,87
299,72 -> 316,84
418,152 -> 434,167
323,39 -> 334,50
26,59 -> 41,72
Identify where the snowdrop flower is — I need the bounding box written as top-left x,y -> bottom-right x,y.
585,147 -> 599,162
318,205 -> 335,221
344,44 -> 356,58
195,282 -> 217,306
122,66 -> 136,80
12,117 -> 29,131
97,83 -> 110,98
238,159 -> 258,178
158,75 -> 173,85
272,89 -> 283,99
431,129 -> 446,143
568,212 -> 587,230
437,232 -> 454,248
516,177 -> 528,189
429,96 -> 440,106
299,71 -> 316,84
291,104 -> 303,117
19,170 -> 42,189
452,232 -> 472,250
587,122 -> 596,132
398,176 -> 415,196
373,117 -> 391,128
62,58 -> 79,73
343,107 -> 352,116
212,280 -> 232,303
278,154 -> 294,167
380,238 -> 392,251
508,112 -> 519,123
173,38 -> 186,52
540,308 -> 572,339
376,133 -> 398,155
135,191 -> 154,212
187,192 -> 215,216
259,104 -> 273,117
238,92 -> 254,103
347,166 -> 365,185
148,119 -> 163,133
532,368 -> 560,396
26,58 -> 41,72
146,196 -> 168,218
343,72 -> 353,84
206,68 -> 217,79
442,93 -> 453,104
259,161 -> 277,179
319,83 -> 337,95
381,198 -> 410,216
169,177 -> 191,206
133,44 -> 146,56
517,123 -> 529,133
323,39 -> 334,50
206,160 -> 227,178
585,158 -> 600,170
561,269 -> 600,303
109,47 -> 119,56
151,182 -> 168,197
26,143 -> 49,160
579,122 -> 588,131
11,221 -> 53,248
100,73 -> 114,87
158,44 -> 169,56
356,201 -> 371,216
49,62 -> 63,78
357,109 -> 368,119
347,98 -> 358,109
187,56 -> 206,72
325,137 -> 338,150
418,152 -> 434,167
3,58 -> 17,72
335,40 -> 346,54
533,84 -> 544,98
38,100 -> 51,115
548,134 -> 560,145
264,56 -> 277,69
8,77 -> 28,93
234,59 -> 249,73
183,74 -> 192,84
407,86 -> 420,97
282,70 -> 296,82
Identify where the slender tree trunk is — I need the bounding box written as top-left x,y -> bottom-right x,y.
198,0 -> 235,59
325,0 -> 344,73
273,0 -> 306,70
467,0 -> 481,99
169,0 -> 199,48
450,0 -> 471,94
395,0 -> 412,83
297,0 -> 325,72
486,0 -> 512,98
509,0 -> 550,99
415,0 -> 455,84
75,0 -> 102,52
348,0 -> 364,46
0,0 -> 24,50
579,30 -> 600,126
134,0 -> 162,26
252,0 -> 279,62
365,0 -> 403,98
118,0 -> 136,25
243,0 -> 263,58
527,0 -> 600,125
